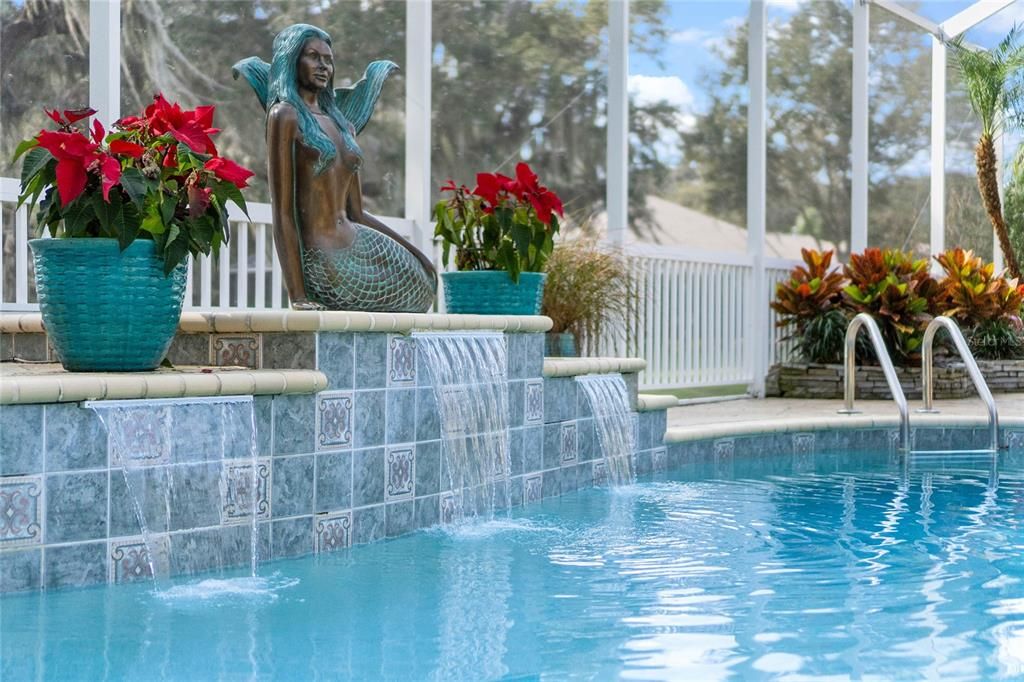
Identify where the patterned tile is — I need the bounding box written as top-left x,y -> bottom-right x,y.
524,474 -> 543,504
440,491 -> 462,524
560,422 -> 578,463
793,432 -> 815,472
713,438 -> 735,479
108,534 -> 170,584
106,406 -> 172,467
385,446 -> 415,502
592,461 -> 608,486
316,391 -> 354,451
211,334 -> 261,368
315,511 -> 352,553
0,475 -> 43,548
221,459 -> 271,525
525,380 -> 544,425
387,335 -> 417,386
713,438 -> 735,459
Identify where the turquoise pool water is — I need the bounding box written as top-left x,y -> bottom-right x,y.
3,450 -> 1023,680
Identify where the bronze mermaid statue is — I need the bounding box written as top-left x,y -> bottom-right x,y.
234,24 -> 436,312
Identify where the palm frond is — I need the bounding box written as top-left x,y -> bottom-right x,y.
949,26 -> 1024,137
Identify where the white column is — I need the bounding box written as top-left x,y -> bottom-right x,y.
851,0 -> 869,254
405,0 -> 433,256
747,0 -> 768,398
89,0 -> 121,127
930,36 -> 946,268
607,0 -> 629,244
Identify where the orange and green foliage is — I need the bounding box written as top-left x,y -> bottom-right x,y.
933,248 -> 1024,327
842,248 -> 939,361
770,249 -> 848,363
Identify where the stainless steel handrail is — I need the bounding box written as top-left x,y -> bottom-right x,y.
920,315 -> 1000,452
839,313 -> 910,452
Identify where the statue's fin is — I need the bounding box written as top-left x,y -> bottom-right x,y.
334,60 -> 399,135
232,57 -> 271,111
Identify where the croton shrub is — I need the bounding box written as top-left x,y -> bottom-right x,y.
771,247 -> 1024,364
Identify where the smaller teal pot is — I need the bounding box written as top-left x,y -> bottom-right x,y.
29,238 -> 188,372
441,271 -> 547,315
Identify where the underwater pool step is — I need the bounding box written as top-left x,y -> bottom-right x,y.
0,363 -> 327,404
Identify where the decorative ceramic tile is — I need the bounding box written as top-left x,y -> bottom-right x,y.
793,433 -> 815,472
315,511 -> 352,553
221,459 -> 271,524
440,492 -> 462,524
560,422 -> 578,463
713,438 -> 735,459
106,406 -> 172,467
108,534 -> 169,584
211,334 -> 261,368
592,462 -> 608,487
387,335 -> 417,386
652,448 -> 668,473
316,391 -> 354,451
524,474 -> 543,504
0,475 -> 42,547
1008,430 -> 1024,452
385,446 -> 415,502
492,435 -> 510,480
524,380 -> 544,425
439,386 -> 471,438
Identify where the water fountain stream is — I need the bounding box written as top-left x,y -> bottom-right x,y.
575,373 -> 636,486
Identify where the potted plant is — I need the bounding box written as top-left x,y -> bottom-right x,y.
14,96 -> 253,371
433,162 -> 562,315
541,238 -> 638,356
770,248 -> 849,364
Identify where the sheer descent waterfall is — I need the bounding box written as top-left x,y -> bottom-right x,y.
575,373 -> 636,486
414,333 -> 511,520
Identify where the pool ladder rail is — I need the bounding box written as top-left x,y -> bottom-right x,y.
838,313 -> 1001,455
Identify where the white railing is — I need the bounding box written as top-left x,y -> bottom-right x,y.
3,175 -> 802,391
594,244 -> 799,390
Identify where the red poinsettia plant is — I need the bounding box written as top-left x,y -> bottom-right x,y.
13,95 -> 254,274
434,162 -> 563,281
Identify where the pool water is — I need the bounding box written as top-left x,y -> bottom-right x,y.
3,450 -> 1023,680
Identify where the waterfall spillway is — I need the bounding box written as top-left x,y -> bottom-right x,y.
88,396 -> 261,582
414,333 -> 511,521
575,373 -> 636,486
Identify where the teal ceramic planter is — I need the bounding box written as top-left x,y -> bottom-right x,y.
441,271 -> 547,315
29,238 -> 188,371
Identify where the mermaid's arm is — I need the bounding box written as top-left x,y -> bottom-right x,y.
267,103 -> 315,307
347,175 -> 437,282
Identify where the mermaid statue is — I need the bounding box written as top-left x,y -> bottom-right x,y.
233,24 -> 436,312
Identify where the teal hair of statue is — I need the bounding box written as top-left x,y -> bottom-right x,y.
267,24 -> 357,175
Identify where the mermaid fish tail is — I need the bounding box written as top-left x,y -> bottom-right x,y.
302,225 -> 435,312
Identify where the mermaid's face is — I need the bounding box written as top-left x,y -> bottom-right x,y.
297,38 -> 333,92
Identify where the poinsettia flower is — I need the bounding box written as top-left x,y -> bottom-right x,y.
98,154 -> 122,201
91,119 -> 105,145
109,139 -> 145,158
144,94 -> 220,154
36,130 -> 100,206
440,179 -> 458,193
44,109 -> 64,126
204,157 -> 254,189
473,172 -> 516,210
162,144 -> 179,168
187,181 -> 213,219
65,108 -> 96,124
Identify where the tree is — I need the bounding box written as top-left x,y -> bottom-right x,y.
949,28 -> 1024,278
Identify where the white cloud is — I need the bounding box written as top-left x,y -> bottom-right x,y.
978,2 -> 1024,35
768,0 -> 807,10
670,28 -> 713,45
628,75 -> 695,110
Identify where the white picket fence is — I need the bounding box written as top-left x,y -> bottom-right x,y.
1,176 -> 798,390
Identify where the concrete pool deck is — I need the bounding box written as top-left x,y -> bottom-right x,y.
666,393 -> 1024,441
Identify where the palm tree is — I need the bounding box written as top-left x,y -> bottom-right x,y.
950,28 -> 1024,278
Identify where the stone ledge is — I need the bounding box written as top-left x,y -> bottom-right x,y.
542,357 -> 647,377
0,363 -> 327,405
665,413 -> 1024,443
0,310 -> 553,335
637,393 -> 678,411
766,361 -> 1024,400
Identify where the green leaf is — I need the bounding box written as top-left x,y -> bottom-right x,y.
11,138 -> 38,163
214,180 -> 249,219
160,194 -> 177,226
119,167 -> 153,209
120,200 -> 142,249
163,222 -> 190,275
62,199 -> 96,237
19,147 -> 53,197
141,201 -> 166,235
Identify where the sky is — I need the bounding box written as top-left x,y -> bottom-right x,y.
628,0 -> 1024,119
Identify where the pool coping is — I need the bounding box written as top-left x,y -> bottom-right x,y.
542,357 -> 646,377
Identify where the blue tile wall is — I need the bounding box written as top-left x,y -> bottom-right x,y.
45,472 -> 107,543
44,542 -> 107,590
414,440 -> 441,497
386,388 -> 417,444
44,404 -> 106,472
415,388 -> 440,441
264,333 -> 316,370
1,404 -> 43,476
168,462 -> 222,532
352,447 -> 385,507
354,333 -> 387,388
109,467 -> 170,536
414,495 -> 439,528
352,504 -> 385,545
386,500 -> 415,537
317,332 -> 355,390
509,381 -> 525,426
523,426 -> 544,474
254,396 -> 273,456
315,451 -> 352,512
272,516 -> 314,558
273,395 -> 315,456
543,377 -> 576,423
1,548 -> 41,592
353,391 -> 386,449
272,455 -> 315,518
